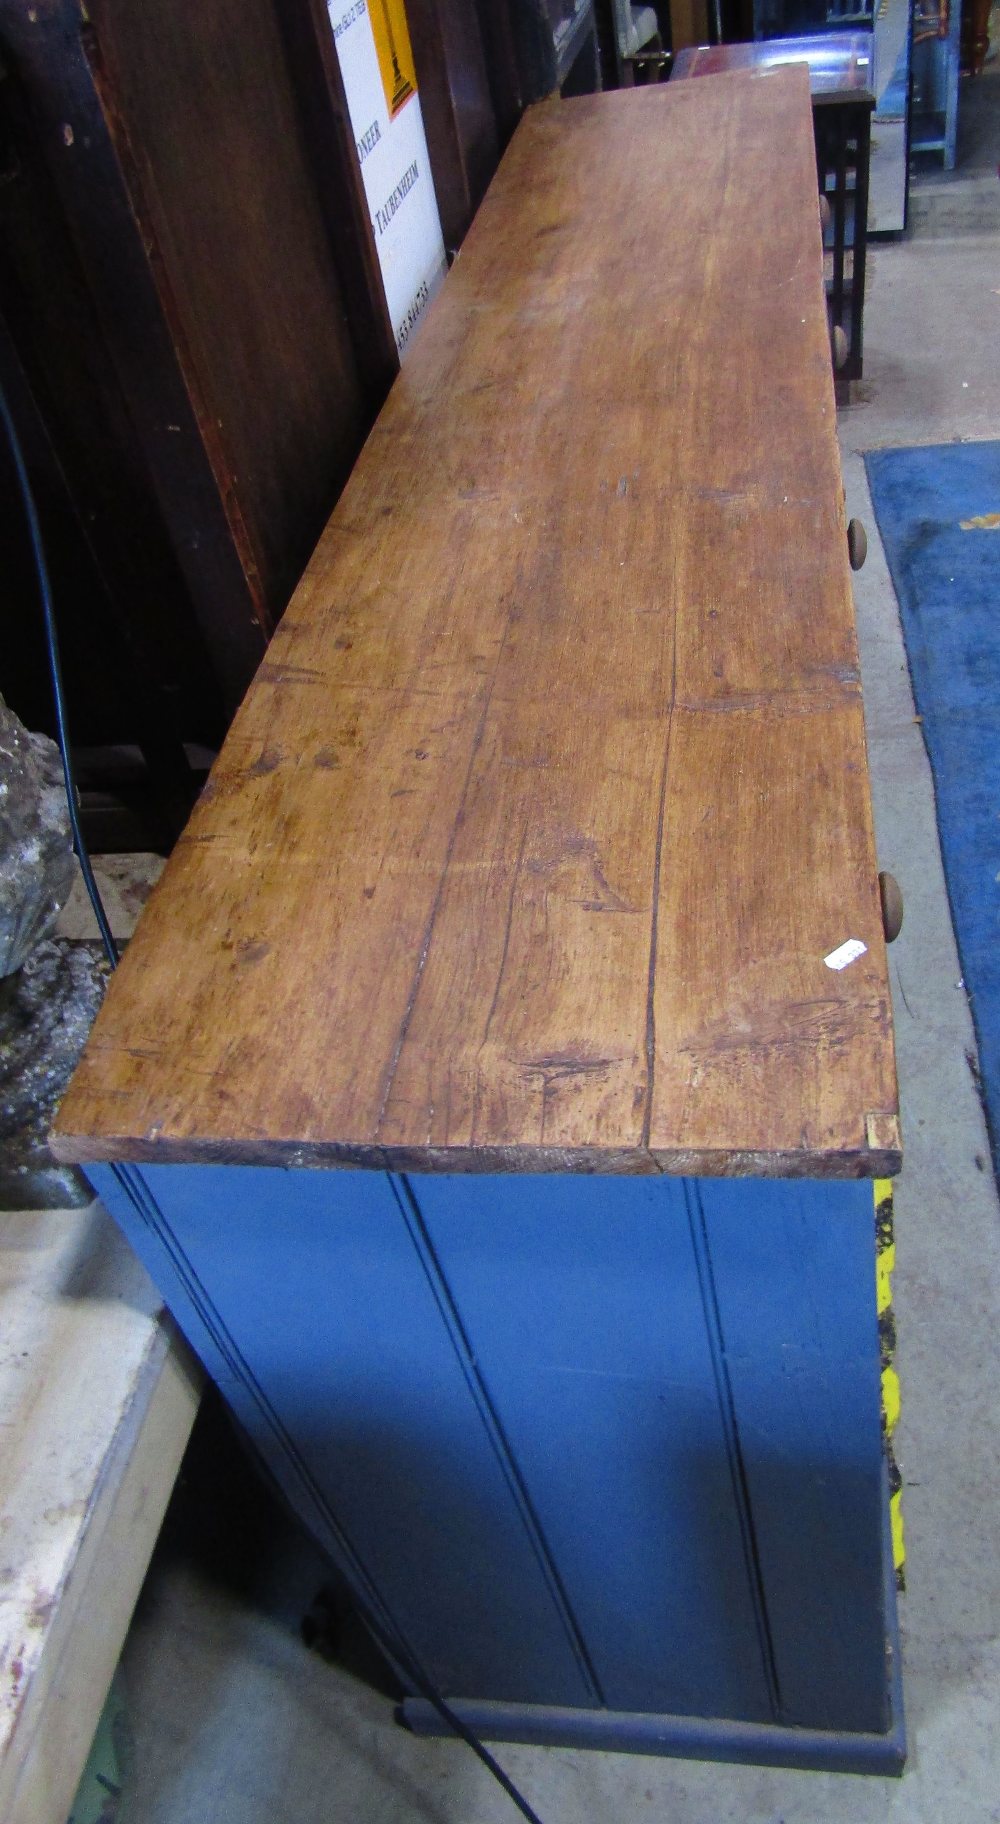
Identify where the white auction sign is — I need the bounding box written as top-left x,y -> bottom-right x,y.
328,0 -> 447,359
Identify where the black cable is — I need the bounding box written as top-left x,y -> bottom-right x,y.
0,379 -> 118,969
4,374 -> 548,1821
358,1602 -> 548,1824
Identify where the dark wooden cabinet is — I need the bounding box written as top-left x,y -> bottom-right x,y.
407,0 -> 500,252
0,0 -> 599,839
0,0 -> 394,728
0,0 -> 401,844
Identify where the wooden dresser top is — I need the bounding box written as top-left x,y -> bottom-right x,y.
53,69 -> 900,1178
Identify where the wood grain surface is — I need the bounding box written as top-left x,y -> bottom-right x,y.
53,69 -> 900,1178
89,0 -> 376,662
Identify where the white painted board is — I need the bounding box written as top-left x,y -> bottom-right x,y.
329,0 -> 447,358
0,1202 -> 200,1824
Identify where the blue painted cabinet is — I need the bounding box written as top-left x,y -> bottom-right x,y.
55,77 -> 903,1781
90,1162 -> 902,1772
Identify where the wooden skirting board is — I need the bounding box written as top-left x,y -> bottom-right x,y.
0,1201 -> 200,1824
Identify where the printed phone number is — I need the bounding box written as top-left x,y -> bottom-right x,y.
396,281 -> 430,353
331,1 -> 366,40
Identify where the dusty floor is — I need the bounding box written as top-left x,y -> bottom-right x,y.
102,58 -> 1000,1824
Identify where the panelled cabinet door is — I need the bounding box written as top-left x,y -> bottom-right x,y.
411,1171 -> 774,1721
92,1162 -> 889,1736
92,1162 -> 595,1705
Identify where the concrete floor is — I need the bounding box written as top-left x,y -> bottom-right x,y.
110,64 -> 1000,1824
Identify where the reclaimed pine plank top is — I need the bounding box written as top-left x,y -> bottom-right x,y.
53,69 -> 901,1178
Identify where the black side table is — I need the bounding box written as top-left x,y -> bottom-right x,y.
671,34 -> 875,382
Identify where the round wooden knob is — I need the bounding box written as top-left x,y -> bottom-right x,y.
819,193 -> 831,232
831,323 -> 849,371
879,872 -> 904,943
847,518 -> 868,570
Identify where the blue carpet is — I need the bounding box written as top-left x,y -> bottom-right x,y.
866,440 -> 1000,1169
